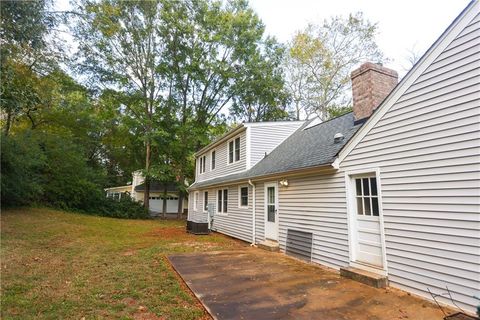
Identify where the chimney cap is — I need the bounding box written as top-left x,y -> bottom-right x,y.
351,62 -> 398,79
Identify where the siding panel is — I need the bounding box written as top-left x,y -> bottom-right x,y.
249,122 -> 304,167
339,11 -> 480,312
196,130 -> 247,183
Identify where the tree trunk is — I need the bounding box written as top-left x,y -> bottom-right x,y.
177,176 -> 185,219
162,185 -> 167,220
4,109 -> 12,136
143,140 -> 151,210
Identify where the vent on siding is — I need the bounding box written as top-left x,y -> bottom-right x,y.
286,229 -> 313,262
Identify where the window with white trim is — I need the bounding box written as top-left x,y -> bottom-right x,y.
228,137 -> 241,164
211,150 -> 216,170
239,186 -> 248,207
355,176 -> 379,216
194,191 -> 199,211
217,188 -> 228,213
204,191 -> 208,212
199,155 -> 206,174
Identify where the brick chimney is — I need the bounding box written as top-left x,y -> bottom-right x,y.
351,62 -> 398,122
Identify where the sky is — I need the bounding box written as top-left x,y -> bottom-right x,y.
55,0 -> 470,76
248,0 -> 471,76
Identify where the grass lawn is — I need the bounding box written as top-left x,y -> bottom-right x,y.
1,207 -> 245,319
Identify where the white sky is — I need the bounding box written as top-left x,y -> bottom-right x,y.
248,0 -> 471,76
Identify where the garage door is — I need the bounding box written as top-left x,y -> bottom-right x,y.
149,196 -> 179,213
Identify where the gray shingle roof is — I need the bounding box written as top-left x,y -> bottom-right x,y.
189,112 -> 362,189
135,181 -> 179,192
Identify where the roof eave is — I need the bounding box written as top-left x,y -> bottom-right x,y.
188,162 -> 337,190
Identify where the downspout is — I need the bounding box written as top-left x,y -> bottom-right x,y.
248,179 -> 256,246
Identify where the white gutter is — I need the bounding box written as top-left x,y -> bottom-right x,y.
248,179 -> 256,246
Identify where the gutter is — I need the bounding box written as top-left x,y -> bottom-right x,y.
248,179 -> 256,246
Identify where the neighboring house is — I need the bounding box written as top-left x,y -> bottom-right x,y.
188,1 -> 480,313
105,185 -> 132,200
105,171 -> 188,216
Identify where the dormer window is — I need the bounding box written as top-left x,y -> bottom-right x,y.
228,137 -> 241,164
199,155 -> 206,174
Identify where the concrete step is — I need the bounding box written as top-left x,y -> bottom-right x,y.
340,266 -> 388,288
257,240 -> 280,252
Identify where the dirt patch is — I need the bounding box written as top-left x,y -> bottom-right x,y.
122,249 -> 137,256
143,227 -> 189,240
132,308 -> 166,320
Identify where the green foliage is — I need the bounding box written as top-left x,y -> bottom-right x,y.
96,197 -> 149,219
285,12 -> 385,120
1,133 -> 46,207
325,105 -> 353,120
0,131 -> 147,218
229,38 -> 291,122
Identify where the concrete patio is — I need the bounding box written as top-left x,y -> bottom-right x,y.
168,248 -> 454,320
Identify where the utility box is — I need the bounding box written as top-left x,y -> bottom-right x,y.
186,221 -> 209,235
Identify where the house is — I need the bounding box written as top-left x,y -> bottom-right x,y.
188,0 -> 480,313
105,170 -> 188,216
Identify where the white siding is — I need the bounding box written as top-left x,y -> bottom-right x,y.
276,173 -> 350,270
210,184 -> 253,243
188,189 -> 209,223
249,122 -> 304,167
187,8 -> 480,313
255,182 -> 265,243
196,129 -> 247,183
340,12 -> 480,312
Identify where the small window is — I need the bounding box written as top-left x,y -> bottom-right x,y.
204,191 -> 208,212
228,141 -> 234,163
199,155 -> 206,174
211,150 -> 216,170
217,189 -> 223,213
234,137 -> 240,161
217,188 -> 228,214
228,136 -> 241,164
355,177 -> 379,216
239,186 -> 248,207
223,189 -> 228,213
194,191 -> 199,211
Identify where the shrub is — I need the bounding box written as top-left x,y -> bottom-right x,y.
1,132 -> 46,207
1,132 -> 148,219
94,196 -> 149,219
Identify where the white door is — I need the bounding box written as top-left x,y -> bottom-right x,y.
353,176 -> 384,268
264,183 -> 279,241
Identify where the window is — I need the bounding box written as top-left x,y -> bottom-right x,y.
228,141 -> 234,163
211,150 -> 216,170
223,189 -> 228,213
217,189 -> 222,213
204,191 -> 208,212
239,186 -> 248,207
199,155 -> 206,174
228,136 -> 241,164
355,177 -> 379,216
217,189 -> 228,214
194,191 -> 199,211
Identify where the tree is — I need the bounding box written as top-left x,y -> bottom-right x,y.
71,0 -> 172,209
229,38 -> 291,122
72,0 -> 281,212
284,12 -> 385,120
0,0 -> 60,136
